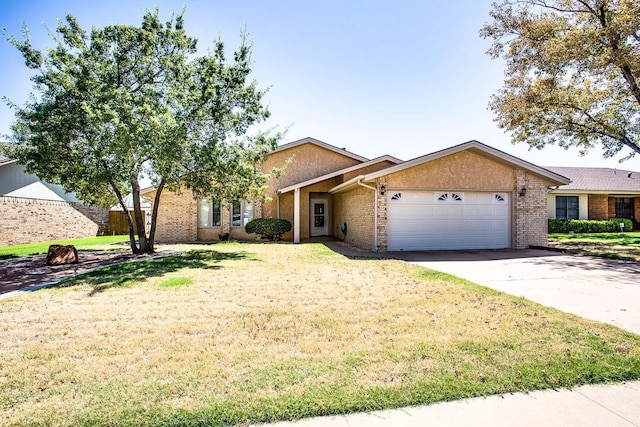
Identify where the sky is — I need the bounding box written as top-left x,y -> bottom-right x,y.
0,0 -> 636,170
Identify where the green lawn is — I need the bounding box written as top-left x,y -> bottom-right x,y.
548,232 -> 640,261
0,235 -> 129,260
1,243 -> 639,426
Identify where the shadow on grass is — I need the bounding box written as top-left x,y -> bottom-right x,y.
53,250 -> 250,296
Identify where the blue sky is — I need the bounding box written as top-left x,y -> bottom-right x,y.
0,0 -> 635,169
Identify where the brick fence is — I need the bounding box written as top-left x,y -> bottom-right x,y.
0,196 -> 109,246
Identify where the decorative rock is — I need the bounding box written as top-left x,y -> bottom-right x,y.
46,244 -> 79,266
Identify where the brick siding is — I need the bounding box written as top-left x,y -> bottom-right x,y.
154,189 -> 197,242
333,186 -> 376,251
0,196 -> 107,246
588,194 -> 609,219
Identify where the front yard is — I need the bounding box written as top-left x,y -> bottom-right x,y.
1,243 -> 639,426
548,231 -> 640,262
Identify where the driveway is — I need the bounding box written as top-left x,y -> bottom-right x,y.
394,249 -> 640,335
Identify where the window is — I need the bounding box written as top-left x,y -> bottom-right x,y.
556,196 -> 579,220
615,198 -> 634,219
231,200 -> 254,227
435,192 -> 464,203
198,200 -> 221,227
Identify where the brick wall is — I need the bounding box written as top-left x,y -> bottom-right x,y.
154,189 -> 197,242
514,171 -> 550,248
588,194 -> 608,219
608,197 -> 616,217
333,185 -> 376,251
0,196 -> 107,246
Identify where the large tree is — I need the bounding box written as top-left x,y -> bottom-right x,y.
3,10 -> 279,253
480,0 -> 640,161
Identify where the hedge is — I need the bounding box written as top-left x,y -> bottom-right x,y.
245,218 -> 292,241
549,218 -> 633,234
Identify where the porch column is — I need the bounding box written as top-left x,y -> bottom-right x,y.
294,187 -> 300,243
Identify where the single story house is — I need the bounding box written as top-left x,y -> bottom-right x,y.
545,167 -> 640,229
146,137 -> 570,252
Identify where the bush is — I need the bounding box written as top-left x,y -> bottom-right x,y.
549,218 -> 633,233
245,218 -> 292,241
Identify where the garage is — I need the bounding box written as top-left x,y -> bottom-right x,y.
387,190 -> 511,251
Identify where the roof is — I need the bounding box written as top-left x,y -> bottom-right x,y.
274,137 -> 370,163
545,166 -> 640,193
278,155 -> 403,194
331,140 -> 571,194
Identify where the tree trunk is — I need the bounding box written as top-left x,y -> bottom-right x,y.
112,182 -> 140,254
147,179 -> 165,252
131,180 -> 152,254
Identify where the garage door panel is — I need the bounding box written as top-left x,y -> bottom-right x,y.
387,191 -> 510,251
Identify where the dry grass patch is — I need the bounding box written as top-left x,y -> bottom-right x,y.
1,242 -> 639,426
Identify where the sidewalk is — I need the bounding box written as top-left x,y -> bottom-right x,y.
255,380 -> 640,427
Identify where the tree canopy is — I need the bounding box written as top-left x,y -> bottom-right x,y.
480,0 -> 640,162
3,10 -> 279,253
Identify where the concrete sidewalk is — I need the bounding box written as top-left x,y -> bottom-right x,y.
254,380 -> 640,426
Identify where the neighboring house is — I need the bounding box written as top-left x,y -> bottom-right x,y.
145,137 -> 570,252
545,166 -> 640,229
0,150 -> 109,246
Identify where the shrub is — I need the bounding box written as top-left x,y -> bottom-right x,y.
245,218 -> 292,241
549,218 -> 633,233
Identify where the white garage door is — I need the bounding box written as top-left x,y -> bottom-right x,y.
387,191 -> 510,251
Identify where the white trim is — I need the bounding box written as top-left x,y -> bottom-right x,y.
293,188 -> 300,243
273,137 -> 369,163
278,155 -> 401,194
365,141 -> 571,185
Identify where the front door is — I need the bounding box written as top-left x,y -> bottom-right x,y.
310,199 -> 328,236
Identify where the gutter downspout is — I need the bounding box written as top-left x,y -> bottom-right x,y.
357,179 -> 378,251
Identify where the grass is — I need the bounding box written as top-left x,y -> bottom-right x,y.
0,235 -> 129,260
1,242 -> 639,426
548,231 -> 640,261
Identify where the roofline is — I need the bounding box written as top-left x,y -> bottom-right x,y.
278,155 -> 402,194
549,189 -> 640,195
273,137 -> 370,163
0,158 -> 18,167
330,140 -> 572,194
329,175 -> 366,194
362,140 -> 571,185
140,186 -> 156,196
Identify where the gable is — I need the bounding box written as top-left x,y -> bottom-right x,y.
387,150 -> 515,189
262,141 -> 365,190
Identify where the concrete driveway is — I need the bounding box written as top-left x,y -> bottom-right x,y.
396,249 -> 640,335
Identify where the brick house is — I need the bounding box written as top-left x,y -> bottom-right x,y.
145,137 -> 570,251
545,167 -> 640,229
0,152 -> 109,246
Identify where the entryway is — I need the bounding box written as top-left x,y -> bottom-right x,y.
310,199 -> 328,236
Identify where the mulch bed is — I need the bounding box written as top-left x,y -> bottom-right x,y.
0,251 -> 168,296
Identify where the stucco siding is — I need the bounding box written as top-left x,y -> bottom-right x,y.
386,151 -> 514,190
342,160 -> 397,182
261,143 -> 362,219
